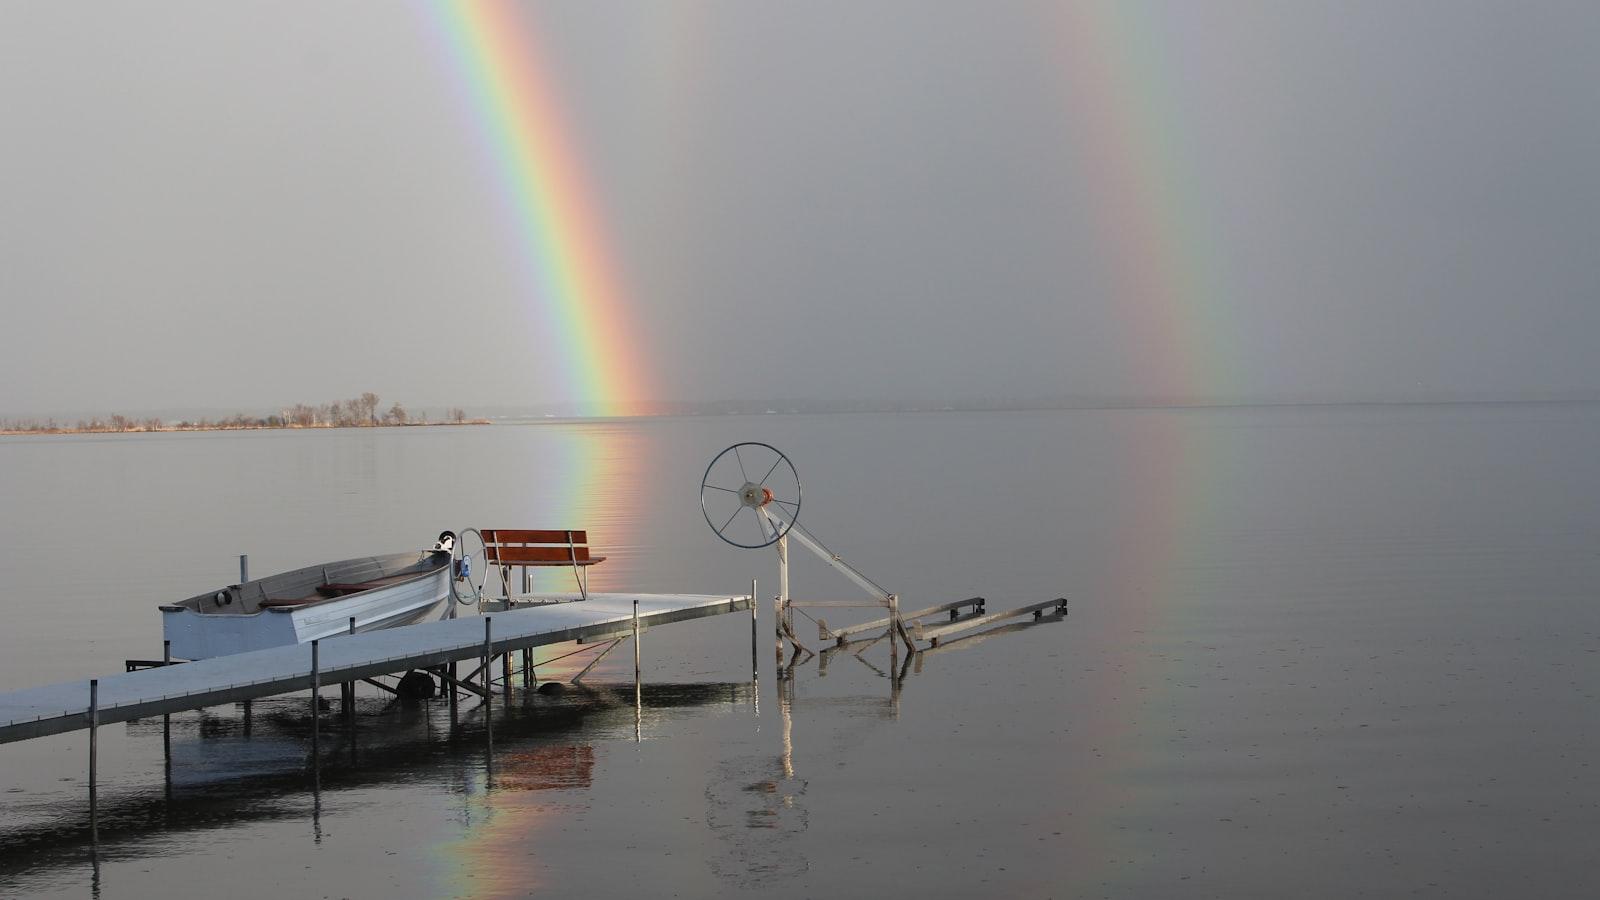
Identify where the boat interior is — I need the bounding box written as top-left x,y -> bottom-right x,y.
162,551 -> 448,615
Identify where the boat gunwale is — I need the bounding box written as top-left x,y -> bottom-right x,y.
158,552 -> 449,618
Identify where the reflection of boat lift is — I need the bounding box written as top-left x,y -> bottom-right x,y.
700,443 -> 1068,672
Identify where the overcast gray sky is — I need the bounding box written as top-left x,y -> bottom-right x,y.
2,1 -> 1596,416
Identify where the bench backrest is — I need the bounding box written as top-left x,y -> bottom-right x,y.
481,529 -> 594,565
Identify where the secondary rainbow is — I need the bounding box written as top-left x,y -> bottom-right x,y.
425,0 -> 649,417
1048,2 -> 1240,889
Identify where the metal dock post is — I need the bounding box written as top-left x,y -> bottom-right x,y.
482,617 -> 492,697
309,639 -> 320,762
87,679 -> 98,824
344,617 -> 356,724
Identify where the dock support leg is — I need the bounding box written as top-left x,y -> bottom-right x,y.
310,640 -> 320,763
773,594 -> 784,673
633,596 -> 642,739
448,661 -> 458,725
751,579 -> 758,683
502,650 -> 512,701
88,679 -> 98,834
482,617 -> 492,699
344,617 -> 356,725
888,595 -> 902,674
522,648 -> 533,687
161,640 -> 172,801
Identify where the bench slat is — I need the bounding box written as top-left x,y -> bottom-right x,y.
482,529 -> 587,544
487,546 -> 605,565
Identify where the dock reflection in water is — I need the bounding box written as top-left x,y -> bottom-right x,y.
0,681 -> 753,891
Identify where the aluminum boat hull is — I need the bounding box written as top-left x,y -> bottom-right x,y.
160,551 -> 453,660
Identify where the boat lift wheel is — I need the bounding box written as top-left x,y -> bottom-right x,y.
450,527 -> 489,605
700,442 -> 801,549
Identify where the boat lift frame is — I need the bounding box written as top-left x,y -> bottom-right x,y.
755,506 -> 1067,661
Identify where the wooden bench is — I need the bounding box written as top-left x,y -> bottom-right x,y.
481,529 -> 606,601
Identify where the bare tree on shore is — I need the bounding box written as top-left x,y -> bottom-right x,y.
1,393 -> 482,435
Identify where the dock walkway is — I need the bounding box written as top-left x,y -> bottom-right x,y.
0,592 -> 750,745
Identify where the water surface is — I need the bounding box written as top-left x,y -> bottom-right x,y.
1,406 -> 1597,897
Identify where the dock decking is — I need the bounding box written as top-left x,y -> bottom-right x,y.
0,592 -> 751,745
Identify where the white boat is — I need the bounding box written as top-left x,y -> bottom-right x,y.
160,535 -> 457,660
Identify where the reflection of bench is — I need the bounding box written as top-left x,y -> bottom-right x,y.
481,529 -> 605,601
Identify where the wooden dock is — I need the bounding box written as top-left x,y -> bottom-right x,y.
0,592 -> 751,745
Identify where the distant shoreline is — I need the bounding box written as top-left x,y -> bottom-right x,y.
0,420 -> 490,437
0,393 -> 483,436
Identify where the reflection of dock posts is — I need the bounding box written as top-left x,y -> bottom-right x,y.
344,617 -> 356,725
778,672 -> 794,780
87,679 -> 98,836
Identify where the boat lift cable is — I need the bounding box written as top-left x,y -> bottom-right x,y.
787,519 -> 893,599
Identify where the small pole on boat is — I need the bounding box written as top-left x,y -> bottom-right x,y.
239,554 -> 248,584
88,679 -> 98,834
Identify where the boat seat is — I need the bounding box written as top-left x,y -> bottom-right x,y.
316,574 -> 416,597
481,529 -> 605,600
259,594 -> 324,608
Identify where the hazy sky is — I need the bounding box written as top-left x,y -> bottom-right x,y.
2,1 -> 1597,415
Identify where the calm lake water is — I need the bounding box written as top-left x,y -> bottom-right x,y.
1,406 -> 1597,898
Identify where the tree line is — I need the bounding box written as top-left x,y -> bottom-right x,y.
1,394 -> 472,434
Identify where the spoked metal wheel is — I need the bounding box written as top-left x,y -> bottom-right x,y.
700,442 -> 801,549
450,527 -> 488,605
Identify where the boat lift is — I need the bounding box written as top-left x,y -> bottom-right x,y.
699,443 -> 1067,667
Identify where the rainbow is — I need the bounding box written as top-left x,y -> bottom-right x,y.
1042,2 -> 1244,888
1055,1 -> 1232,402
424,0 -> 650,417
